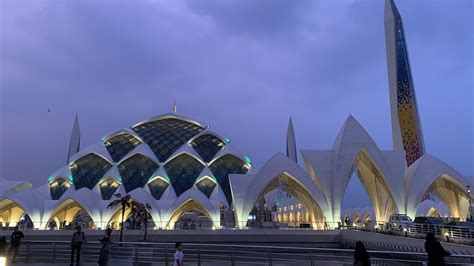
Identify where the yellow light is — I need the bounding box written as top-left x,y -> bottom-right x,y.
0,257 -> 5,266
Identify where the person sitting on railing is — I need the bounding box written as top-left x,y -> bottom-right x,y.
425,233 -> 450,266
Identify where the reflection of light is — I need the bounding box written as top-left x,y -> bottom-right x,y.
211,226 -> 216,230
0,256 -> 6,266
403,228 -> 407,232
444,232 -> 449,237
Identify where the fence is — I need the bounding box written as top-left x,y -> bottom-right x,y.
3,241 -> 474,265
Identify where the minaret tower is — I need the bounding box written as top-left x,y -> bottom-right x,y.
384,0 -> 425,166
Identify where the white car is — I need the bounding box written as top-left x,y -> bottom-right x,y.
387,214 -> 413,233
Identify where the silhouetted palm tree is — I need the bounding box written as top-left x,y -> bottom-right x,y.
130,202 -> 153,241
107,193 -> 131,242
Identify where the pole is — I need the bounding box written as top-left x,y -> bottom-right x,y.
468,185 -> 472,222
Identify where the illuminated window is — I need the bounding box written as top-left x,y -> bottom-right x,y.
70,154 -> 112,189
104,132 -> 141,162
209,154 -> 249,205
189,134 -> 225,162
132,118 -> 204,162
164,154 -> 205,197
117,154 -> 159,192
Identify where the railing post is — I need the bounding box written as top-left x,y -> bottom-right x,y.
230,247 -> 235,266
165,248 -> 168,266
197,248 -> 201,266
268,249 -> 272,266
52,242 -> 56,264
26,242 -> 30,263
134,245 -> 139,263
310,251 -> 314,266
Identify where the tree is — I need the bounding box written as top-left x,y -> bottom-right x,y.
130,202 -> 153,241
107,193 -> 132,242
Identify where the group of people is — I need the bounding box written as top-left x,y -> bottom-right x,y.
68,226 -> 184,266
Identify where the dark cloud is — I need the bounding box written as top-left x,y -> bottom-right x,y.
0,0 -> 472,211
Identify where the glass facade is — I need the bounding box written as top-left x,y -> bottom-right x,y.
189,134 -> 225,162
103,132 -> 141,162
117,154 -> 159,192
49,178 -> 70,200
164,153 -> 205,197
209,154 -> 249,205
70,153 -> 113,190
148,178 -> 169,200
99,178 -> 120,200
196,178 -> 216,198
132,118 -> 204,162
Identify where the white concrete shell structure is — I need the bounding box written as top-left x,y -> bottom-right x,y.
0,113 -> 251,230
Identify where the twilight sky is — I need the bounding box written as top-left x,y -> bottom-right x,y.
0,0 -> 472,208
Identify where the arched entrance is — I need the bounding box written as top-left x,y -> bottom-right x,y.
0,199 -> 26,228
252,172 -> 325,229
351,148 -> 398,223
167,199 -> 214,230
422,174 -> 469,220
47,199 -> 96,230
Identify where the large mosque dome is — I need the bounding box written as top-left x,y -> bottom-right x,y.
46,113 -> 251,206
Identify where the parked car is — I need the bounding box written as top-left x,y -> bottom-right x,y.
387,214 -> 413,232
413,216 -> 443,234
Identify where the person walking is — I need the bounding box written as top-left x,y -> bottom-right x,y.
425,233 -> 449,266
353,241 -> 370,266
98,228 -> 112,266
8,226 -> 24,263
173,242 -> 184,266
70,226 -> 86,266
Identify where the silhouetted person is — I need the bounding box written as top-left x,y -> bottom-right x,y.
98,228 -> 112,266
0,236 -> 7,256
345,217 -> 352,229
425,233 -> 449,266
70,226 -> 86,266
174,242 -> 184,266
8,226 -> 24,263
353,241 -> 370,266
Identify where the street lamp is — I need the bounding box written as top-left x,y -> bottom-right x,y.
468,185 -> 472,222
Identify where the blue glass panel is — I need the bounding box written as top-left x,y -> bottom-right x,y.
117,154 -> 159,192
209,154 -> 249,205
165,154 -> 205,197
148,178 -> 169,200
99,178 -> 120,200
104,132 -> 141,162
70,154 -> 112,190
132,118 -> 204,162
49,178 -> 69,200
190,134 -> 225,162
196,178 -> 216,198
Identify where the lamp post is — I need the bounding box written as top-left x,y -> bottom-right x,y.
468,185 -> 472,222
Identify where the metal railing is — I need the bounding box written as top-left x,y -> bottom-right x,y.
2,241 -> 474,265
380,223 -> 474,244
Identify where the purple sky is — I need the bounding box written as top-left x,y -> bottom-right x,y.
1,0 -> 472,209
